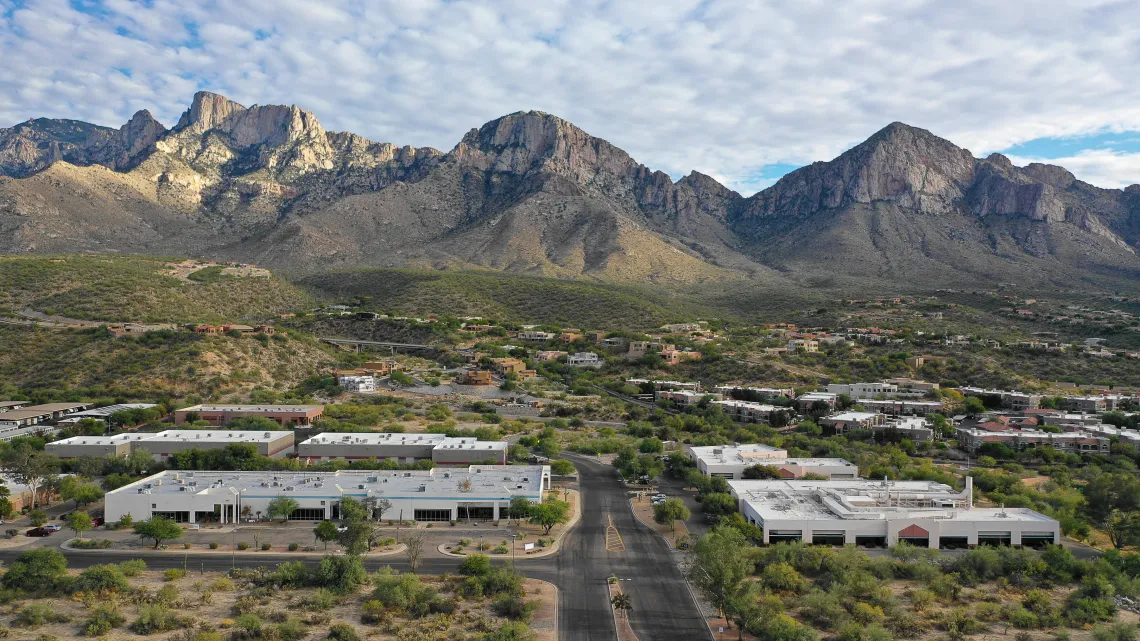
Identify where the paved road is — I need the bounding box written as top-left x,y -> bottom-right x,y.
0,456 -> 710,641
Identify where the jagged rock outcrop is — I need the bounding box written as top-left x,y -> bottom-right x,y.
1,93 -> 1140,290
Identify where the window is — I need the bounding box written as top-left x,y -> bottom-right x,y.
414,509 -> 452,522
288,508 -> 326,521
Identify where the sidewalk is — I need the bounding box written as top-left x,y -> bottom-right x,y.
437,489 -> 582,560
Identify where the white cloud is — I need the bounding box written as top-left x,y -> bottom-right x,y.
2,0 -> 1140,193
1006,150 -> 1140,190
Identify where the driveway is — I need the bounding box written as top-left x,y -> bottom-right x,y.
0,457 -> 710,641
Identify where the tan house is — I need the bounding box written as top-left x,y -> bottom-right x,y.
457,370 -> 493,385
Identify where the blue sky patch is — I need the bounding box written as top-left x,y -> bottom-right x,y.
1000,131 -> 1140,158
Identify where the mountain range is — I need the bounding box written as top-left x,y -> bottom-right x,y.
3,91 -> 1140,293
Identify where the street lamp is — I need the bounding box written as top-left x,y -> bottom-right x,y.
510,533 -> 517,562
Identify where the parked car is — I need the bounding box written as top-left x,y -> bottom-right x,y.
42,524 -> 63,532
336,525 -> 348,533
25,527 -> 52,537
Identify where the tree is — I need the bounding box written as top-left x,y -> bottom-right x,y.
654,498 -> 691,536
314,520 -> 339,550
963,396 -> 986,415
611,592 -> 633,618
134,516 -> 183,549
69,483 -> 104,507
266,495 -> 300,522
700,492 -> 738,516
0,444 -> 60,511
528,496 -> 571,535
691,527 -> 754,620
1085,473 -> 1140,548
550,459 -> 576,476
404,530 -> 426,573
66,510 -> 93,538
1,548 -> 68,590
509,496 -> 534,520
742,464 -> 782,479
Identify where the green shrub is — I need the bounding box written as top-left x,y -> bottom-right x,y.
130,604 -> 184,634
164,568 -> 186,581
70,539 -> 113,549
232,614 -> 263,640
483,622 -> 537,641
83,604 -> 125,637
119,559 -> 147,576
492,595 -> 537,621
459,538 -> 473,546
1092,623 -> 1139,641
459,553 -> 492,576
288,543 -> 300,551
211,577 -> 234,591
492,544 -> 509,554
13,604 -> 70,627
973,602 -> 1001,622
360,600 -> 387,624
1003,603 -> 1039,629
183,542 -> 192,549
327,622 -> 361,641
262,543 -> 272,551
209,542 -> 219,550
1,548 -> 68,592
275,618 -> 307,641
761,562 -> 807,593
313,555 -> 367,594
302,588 -> 338,611
238,541 -> 250,550
73,563 -> 129,594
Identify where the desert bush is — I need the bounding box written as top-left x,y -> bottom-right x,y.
13,604 -> 70,627
83,604 -> 125,637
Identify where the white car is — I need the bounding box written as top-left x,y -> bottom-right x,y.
43,524 -> 62,532
336,525 -> 348,533
652,494 -> 667,501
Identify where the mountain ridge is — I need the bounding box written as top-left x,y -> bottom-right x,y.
2,92 -> 1140,292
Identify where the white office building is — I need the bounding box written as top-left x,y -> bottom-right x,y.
687,444 -> 858,480
728,478 -> 1059,548
104,466 -> 551,524
827,382 -> 899,397
339,375 -> 376,393
47,430 -> 295,460
566,352 -> 603,368
298,432 -> 508,465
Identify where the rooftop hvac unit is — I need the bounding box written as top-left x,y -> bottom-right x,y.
264,432 -> 270,438
155,479 -> 162,486
179,487 -> 188,492
189,481 -> 197,487
314,482 -> 323,488
358,484 -> 366,489
285,486 -> 294,491
272,481 -> 280,487
418,485 -> 426,492
186,472 -> 195,477
261,482 -> 268,487
367,477 -> 378,483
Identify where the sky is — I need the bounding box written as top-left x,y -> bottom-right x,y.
3,0 -> 1140,195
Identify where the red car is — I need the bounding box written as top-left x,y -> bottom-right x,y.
25,527 -> 53,537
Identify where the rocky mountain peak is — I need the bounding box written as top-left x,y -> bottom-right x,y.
1021,162 -> 1076,189
454,110 -> 642,183
175,91 -> 248,133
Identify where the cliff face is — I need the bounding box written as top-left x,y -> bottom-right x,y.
1,92 -> 1140,291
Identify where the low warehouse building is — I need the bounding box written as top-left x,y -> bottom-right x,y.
728,478 -> 1059,548
688,444 -> 858,480
174,404 -> 323,426
298,433 -> 508,465
47,433 -> 154,458
104,466 -> 551,524
51,430 -> 297,460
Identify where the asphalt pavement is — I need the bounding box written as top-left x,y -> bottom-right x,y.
0,455 -> 710,641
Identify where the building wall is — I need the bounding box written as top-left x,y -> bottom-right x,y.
45,441 -> 133,459
135,433 -> 295,460
739,504 -> 1059,547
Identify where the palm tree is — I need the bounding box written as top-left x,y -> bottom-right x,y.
610,593 -> 633,619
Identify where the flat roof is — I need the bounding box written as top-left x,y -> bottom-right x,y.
62,404 -> 158,419
178,404 -> 323,412
713,400 -> 781,411
141,430 -> 293,444
301,433 -> 507,452
798,392 -> 837,400
22,403 -> 90,411
824,412 -> 879,421
49,433 -> 152,446
0,401 -> 27,409
110,466 -> 547,500
729,479 -> 1054,524
0,409 -> 54,420
303,433 -> 446,446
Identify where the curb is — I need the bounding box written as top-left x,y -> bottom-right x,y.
61,538 -> 407,558
436,489 -> 582,561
